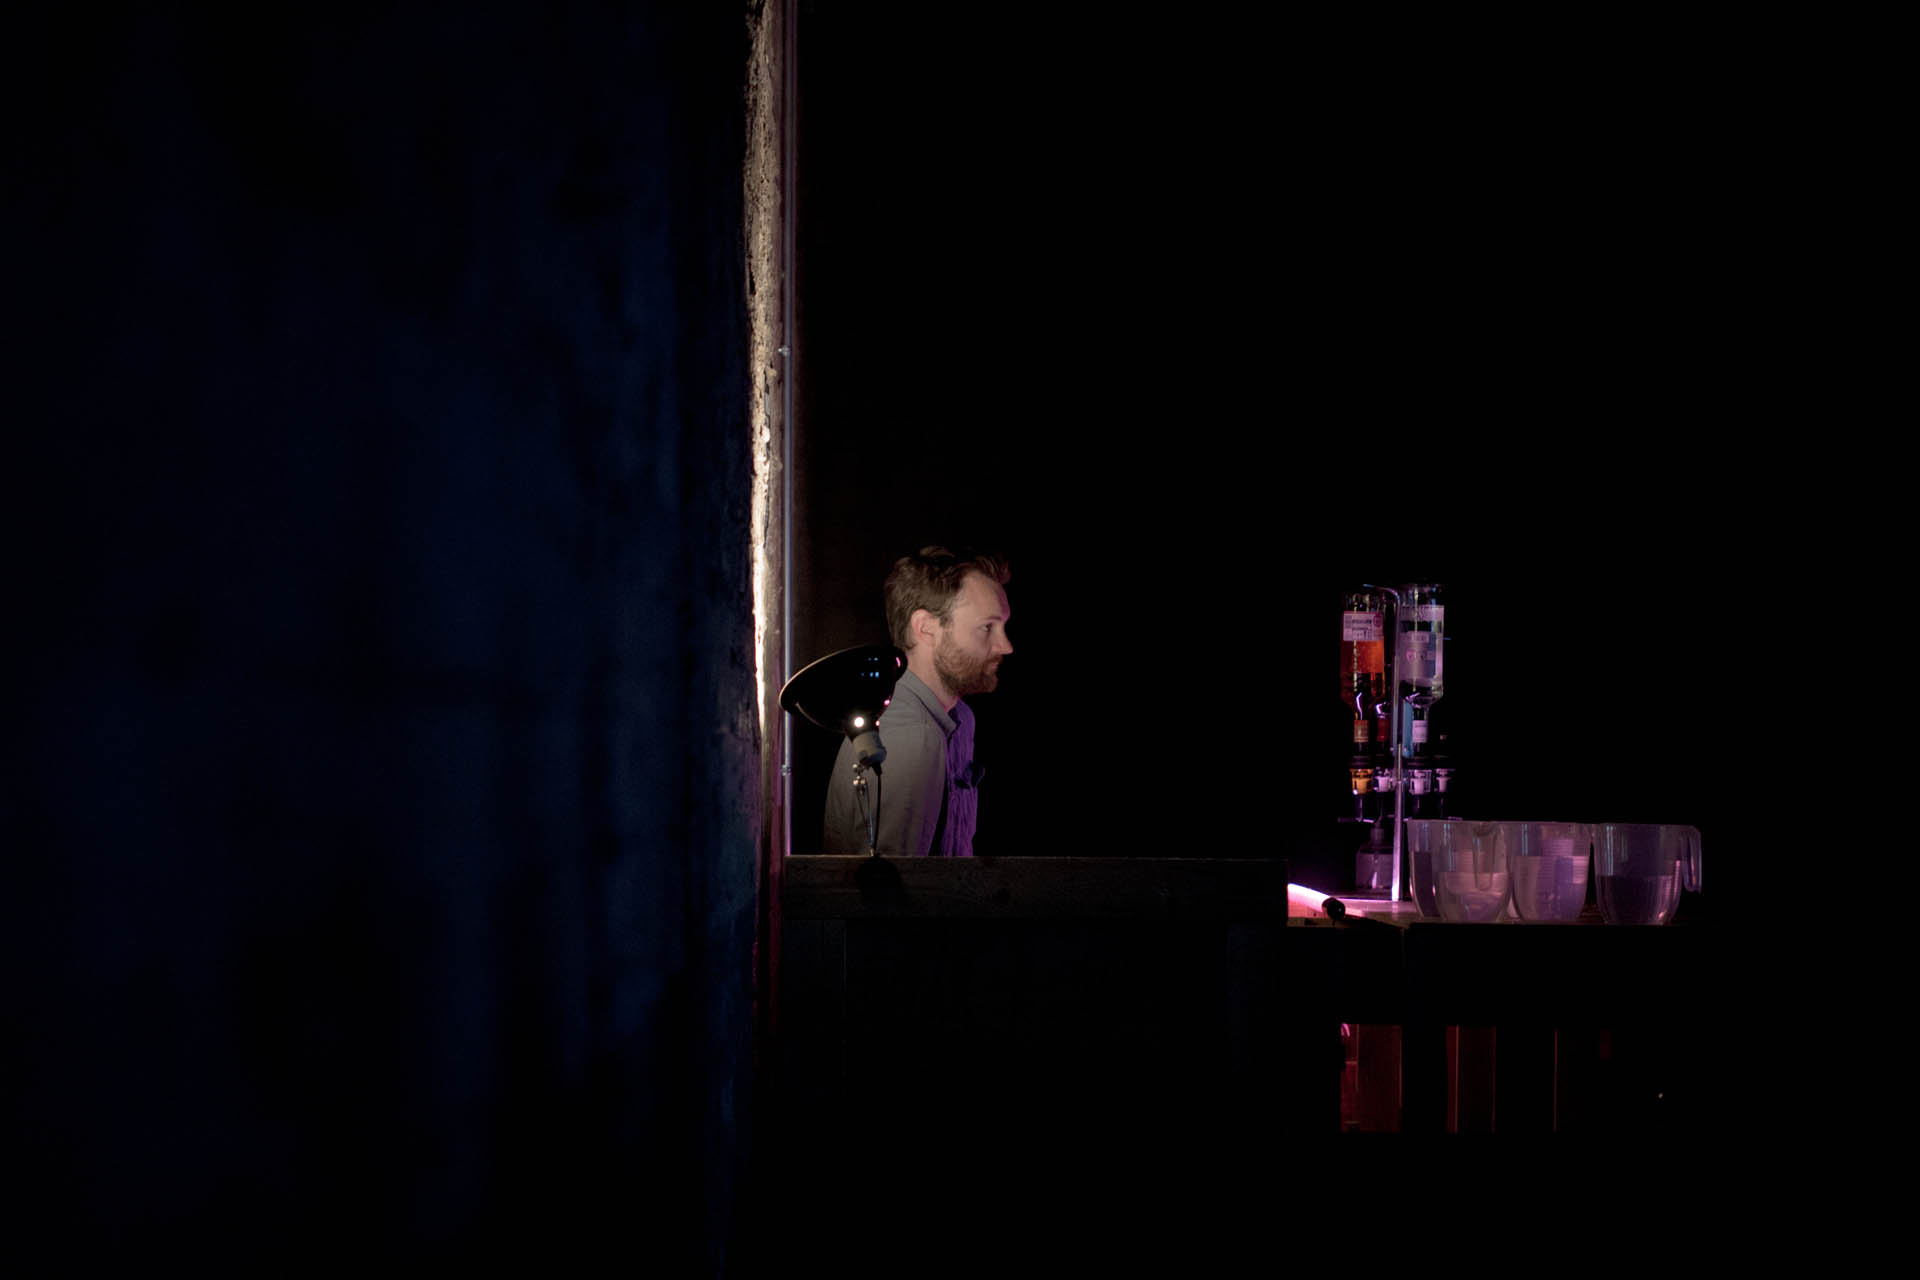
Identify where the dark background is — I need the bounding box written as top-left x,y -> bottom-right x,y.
790,7 -> 1722,892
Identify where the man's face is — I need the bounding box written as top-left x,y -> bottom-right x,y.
931,571 -> 1013,698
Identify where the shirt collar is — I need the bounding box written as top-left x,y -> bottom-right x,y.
890,668 -> 958,735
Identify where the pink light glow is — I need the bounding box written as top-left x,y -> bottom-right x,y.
1288,882 -> 1337,917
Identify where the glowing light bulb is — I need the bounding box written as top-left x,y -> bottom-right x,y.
851,715 -> 865,729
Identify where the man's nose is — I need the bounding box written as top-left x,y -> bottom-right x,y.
995,633 -> 1013,656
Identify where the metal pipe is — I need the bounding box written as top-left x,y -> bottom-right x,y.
778,0 -> 798,859
1364,583 -> 1405,901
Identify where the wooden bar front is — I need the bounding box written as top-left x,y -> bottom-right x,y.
774,856 -> 1705,1159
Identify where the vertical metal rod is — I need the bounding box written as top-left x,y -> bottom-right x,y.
778,0 -> 797,859
1366,583 -> 1405,900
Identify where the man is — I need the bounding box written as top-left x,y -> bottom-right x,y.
823,547 -> 1012,857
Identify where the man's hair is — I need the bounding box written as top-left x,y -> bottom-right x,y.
884,546 -> 1011,650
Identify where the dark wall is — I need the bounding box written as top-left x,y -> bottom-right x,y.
11,7 -> 757,1264
791,11 -> 1723,889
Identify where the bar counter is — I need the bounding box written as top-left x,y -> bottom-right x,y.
777,856 -> 1704,1137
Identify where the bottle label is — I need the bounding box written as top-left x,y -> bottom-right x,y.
1410,720 -> 1429,745
1409,604 -> 1444,623
1352,720 -> 1370,745
1342,611 -> 1385,642
1402,631 -> 1443,683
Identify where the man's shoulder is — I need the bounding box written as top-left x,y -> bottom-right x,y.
874,711 -> 943,759
873,680 -> 945,778
881,670 -> 947,727
880,700 -> 938,734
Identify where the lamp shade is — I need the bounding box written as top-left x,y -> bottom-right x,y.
778,643 -> 906,738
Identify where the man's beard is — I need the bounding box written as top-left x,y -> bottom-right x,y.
934,635 -> 999,697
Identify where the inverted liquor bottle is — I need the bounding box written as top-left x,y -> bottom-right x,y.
1406,687 -> 1438,818
1397,582 -> 1444,763
1340,590 -> 1387,753
1342,589 -> 1392,892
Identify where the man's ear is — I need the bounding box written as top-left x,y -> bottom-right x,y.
909,607 -> 939,648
